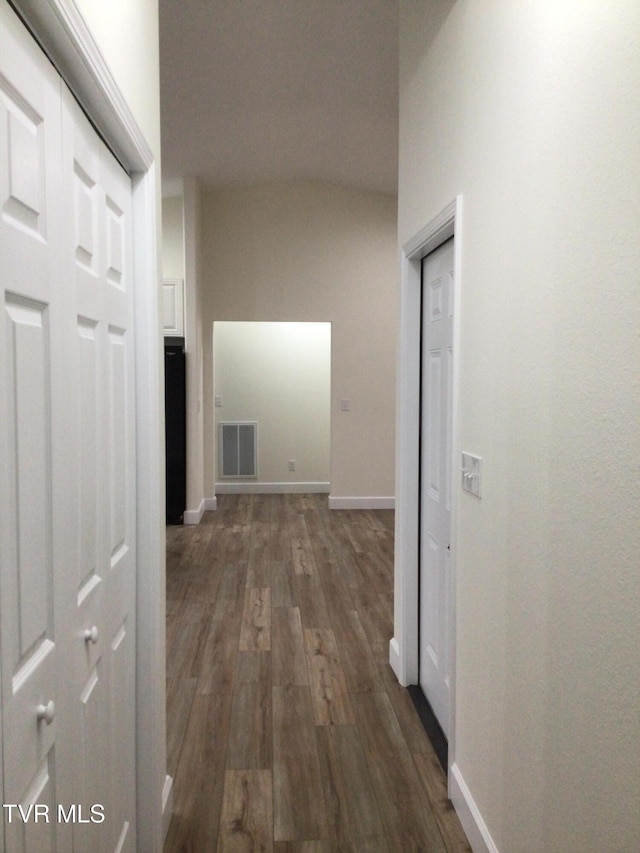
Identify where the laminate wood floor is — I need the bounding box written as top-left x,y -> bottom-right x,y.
164,494 -> 470,853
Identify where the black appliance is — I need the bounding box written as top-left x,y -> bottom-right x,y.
164,338 -> 186,524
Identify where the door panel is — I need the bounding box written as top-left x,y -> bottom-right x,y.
62,86 -> 136,850
419,237 -> 454,738
0,9 -> 67,848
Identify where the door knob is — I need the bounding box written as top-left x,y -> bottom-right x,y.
37,700 -> 55,725
83,626 -> 99,644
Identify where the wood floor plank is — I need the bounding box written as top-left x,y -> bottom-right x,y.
226,651 -> 272,770
217,770 -> 273,852
294,574 -> 332,630
315,725 -> 388,849
197,613 -> 241,694
239,588 -> 271,651
165,692 -> 233,853
166,618 -> 212,679
212,564 -> 248,621
272,607 -> 309,687
353,691 -> 447,852
270,559 -> 296,608
330,609 -> 384,695
273,685 -> 328,842
304,629 -> 355,726
291,537 -> 318,576
166,676 -> 197,777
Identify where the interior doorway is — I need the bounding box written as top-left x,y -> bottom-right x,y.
390,197 -> 462,792
417,237 -> 455,765
213,321 -> 331,494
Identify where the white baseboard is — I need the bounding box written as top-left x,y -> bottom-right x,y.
450,762 -> 499,853
183,499 -> 205,525
161,774 -> 173,842
328,496 -> 395,510
205,496 -> 217,511
389,637 -> 403,683
215,482 -> 330,495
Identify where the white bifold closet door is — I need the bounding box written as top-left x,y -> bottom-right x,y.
0,2 -> 136,851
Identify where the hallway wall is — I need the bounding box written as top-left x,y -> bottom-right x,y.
201,180 -> 397,503
398,2 -> 640,851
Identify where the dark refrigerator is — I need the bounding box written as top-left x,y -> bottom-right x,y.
164,338 -> 186,524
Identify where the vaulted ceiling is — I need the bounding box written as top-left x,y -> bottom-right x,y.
159,0 -> 399,195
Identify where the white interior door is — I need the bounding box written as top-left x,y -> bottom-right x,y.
419,237 -> 454,738
0,4 -> 136,849
62,85 -> 136,853
0,9 -> 73,850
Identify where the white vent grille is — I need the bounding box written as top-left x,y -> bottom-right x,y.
218,422 -> 257,477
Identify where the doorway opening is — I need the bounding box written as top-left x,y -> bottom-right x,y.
390,197 -> 462,793
213,321 -> 331,494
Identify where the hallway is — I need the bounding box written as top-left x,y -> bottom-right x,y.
163,494 -> 470,852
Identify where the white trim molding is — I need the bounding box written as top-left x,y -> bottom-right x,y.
450,763 -> 500,853
216,482 -> 330,495
161,774 -> 173,842
183,499 -> 205,525
328,496 -> 395,510
205,496 -> 218,511
390,195 -> 463,791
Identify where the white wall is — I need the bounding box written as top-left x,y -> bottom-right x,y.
202,180 -> 397,503
214,322 -> 330,488
183,177 -> 206,518
397,2 -> 640,852
162,184 -> 206,520
162,195 -> 184,279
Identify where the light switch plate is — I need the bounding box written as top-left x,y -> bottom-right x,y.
461,452 -> 482,498
214,395 -> 222,407
340,399 -> 350,412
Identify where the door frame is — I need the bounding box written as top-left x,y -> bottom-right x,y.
8,2 -> 168,849
390,196 -> 462,786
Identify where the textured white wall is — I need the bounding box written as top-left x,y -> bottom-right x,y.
162,195 -> 184,279
183,178 -> 205,516
214,322 -> 330,486
399,2 -> 640,851
202,181 -> 397,500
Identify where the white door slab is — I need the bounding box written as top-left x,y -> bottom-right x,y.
419,237 -> 454,737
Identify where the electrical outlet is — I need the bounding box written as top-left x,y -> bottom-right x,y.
288,460 -> 296,472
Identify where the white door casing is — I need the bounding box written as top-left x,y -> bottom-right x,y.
0,4 -> 137,849
419,238 -> 454,737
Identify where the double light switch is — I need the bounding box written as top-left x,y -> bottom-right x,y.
461,452 -> 482,498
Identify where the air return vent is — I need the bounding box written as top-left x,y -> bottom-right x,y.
218,422 -> 257,477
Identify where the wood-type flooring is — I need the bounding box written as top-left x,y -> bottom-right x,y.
164,493 -> 470,853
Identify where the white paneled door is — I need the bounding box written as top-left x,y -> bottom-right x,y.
419,237 -> 454,739
0,3 -> 136,851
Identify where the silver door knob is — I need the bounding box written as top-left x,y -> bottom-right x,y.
37,700 -> 55,725
83,626 -> 99,644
